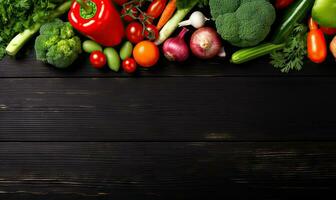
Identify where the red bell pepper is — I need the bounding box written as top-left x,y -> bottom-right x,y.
275,0 -> 295,9
307,18 -> 327,64
320,26 -> 336,36
68,0 -> 124,46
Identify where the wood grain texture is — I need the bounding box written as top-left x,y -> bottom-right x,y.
1,77 -> 336,141
0,142 -> 335,199
1,49 -> 335,78
1,9 -> 335,200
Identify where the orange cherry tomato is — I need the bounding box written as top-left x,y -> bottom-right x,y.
307,18 -> 327,64
133,41 -> 160,67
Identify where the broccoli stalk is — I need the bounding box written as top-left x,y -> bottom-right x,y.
6,1 -> 72,56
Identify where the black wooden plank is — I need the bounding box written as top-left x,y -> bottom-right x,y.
1,77 -> 336,141
1,48 -> 336,78
0,142 -> 334,199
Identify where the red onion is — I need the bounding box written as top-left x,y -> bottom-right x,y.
163,28 -> 189,62
190,27 -> 222,59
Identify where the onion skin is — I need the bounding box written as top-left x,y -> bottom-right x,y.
163,28 -> 189,62
190,27 -> 222,59
331,36 -> 336,60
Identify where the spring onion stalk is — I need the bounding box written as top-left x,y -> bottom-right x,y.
6,1 -> 72,56
155,1 -> 198,45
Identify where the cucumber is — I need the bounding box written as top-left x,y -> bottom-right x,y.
231,43 -> 285,64
272,0 -> 314,44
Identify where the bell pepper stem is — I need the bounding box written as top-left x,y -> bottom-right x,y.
76,0 -> 93,13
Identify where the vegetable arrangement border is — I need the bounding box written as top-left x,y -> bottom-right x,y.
0,0 -> 335,74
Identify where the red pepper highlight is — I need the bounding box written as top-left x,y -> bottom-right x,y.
68,0 -> 124,47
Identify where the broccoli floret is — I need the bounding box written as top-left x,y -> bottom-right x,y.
39,19 -> 63,35
209,0 -> 268,19
46,37 -> 81,68
216,14 -> 240,44
209,0 -> 240,19
34,18 -> 81,68
210,0 -> 275,47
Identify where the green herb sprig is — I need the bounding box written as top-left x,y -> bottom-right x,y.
270,24 -> 308,73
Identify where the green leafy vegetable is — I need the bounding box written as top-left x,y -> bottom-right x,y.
270,24 -> 308,73
0,0 -> 67,59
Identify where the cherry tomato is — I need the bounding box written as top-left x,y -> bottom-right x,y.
126,22 -> 145,44
113,0 -> 129,6
121,4 -> 138,22
145,24 -> 159,41
133,1 -> 144,7
90,51 -> 106,69
138,13 -> 154,25
275,0 -> 294,9
122,58 -> 137,73
146,0 -> 167,19
133,41 -> 160,67
320,27 -> 336,35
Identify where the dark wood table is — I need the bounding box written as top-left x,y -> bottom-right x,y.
1,49 -> 336,199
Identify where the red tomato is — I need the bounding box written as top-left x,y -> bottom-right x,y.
90,51 -> 106,69
275,0 -> 294,9
121,4 -> 138,22
320,27 -> 336,36
126,22 -> 145,44
133,41 -> 160,67
145,24 -> 159,41
113,0 -> 129,6
122,58 -> 137,73
146,0 -> 167,19
133,1 -> 144,7
138,13 -> 154,25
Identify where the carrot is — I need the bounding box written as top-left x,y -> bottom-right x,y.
156,0 -> 177,30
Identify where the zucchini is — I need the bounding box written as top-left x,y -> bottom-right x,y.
272,0 -> 314,44
231,43 -> 285,64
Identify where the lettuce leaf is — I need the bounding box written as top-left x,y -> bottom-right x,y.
0,0 -> 67,59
